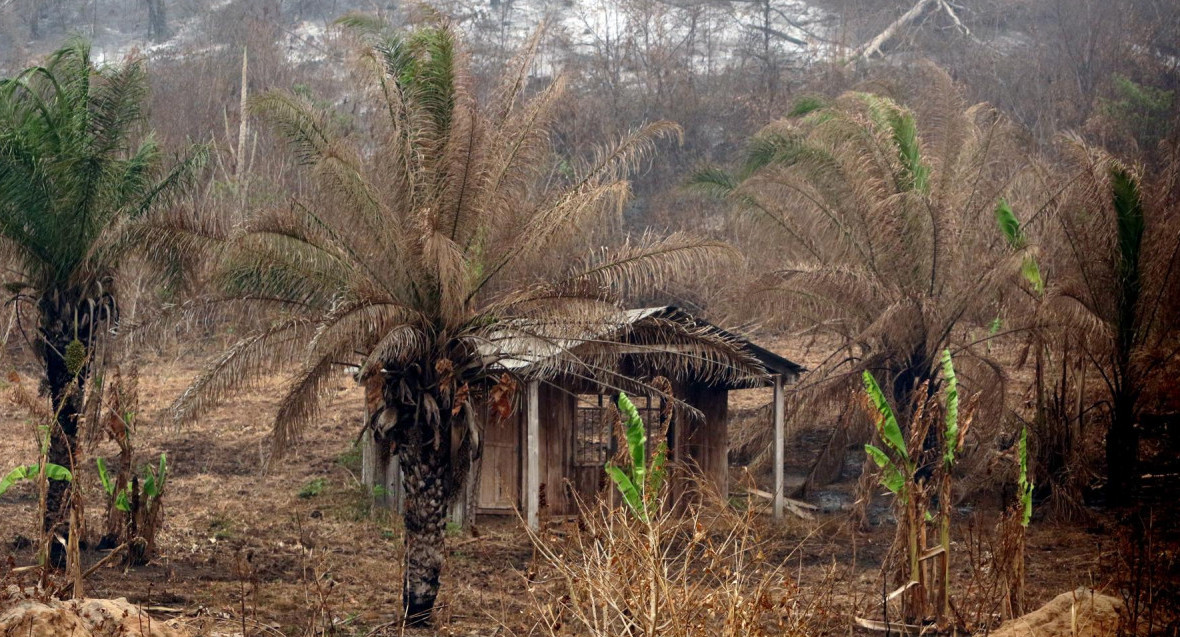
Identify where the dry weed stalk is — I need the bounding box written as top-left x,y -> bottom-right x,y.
524,481 -> 820,637
98,365 -> 136,546
993,507 -> 1027,618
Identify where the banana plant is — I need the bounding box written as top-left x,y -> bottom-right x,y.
863,368 -> 925,618
1003,424 -> 1036,618
96,457 -> 124,511
0,463 -> 72,496
605,392 -> 667,523
936,350 -> 972,625
96,453 -> 168,512
864,349 -> 971,625
143,452 -> 168,500
95,452 -> 168,564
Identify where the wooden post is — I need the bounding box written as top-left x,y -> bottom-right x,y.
525,380 -> 541,530
449,485 -> 465,528
773,374 -> 785,521
361,428 -> 378,489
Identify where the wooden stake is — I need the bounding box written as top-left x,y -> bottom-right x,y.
68,505 -> 83,598
773,374 -> 785,521
525,380 -> 540,530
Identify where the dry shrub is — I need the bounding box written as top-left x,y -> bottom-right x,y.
523,481 -> 830,637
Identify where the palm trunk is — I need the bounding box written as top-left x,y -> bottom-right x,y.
394,394 -> 455,626
40,302 -> 88,566
1106,390 -> 1139,502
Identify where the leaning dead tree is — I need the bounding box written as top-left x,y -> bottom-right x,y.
848,0 -> 968,62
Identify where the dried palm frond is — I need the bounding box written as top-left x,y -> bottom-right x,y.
692,68 -> 1027,483
173,18 -> 746,462
1036,138 -> 1180,496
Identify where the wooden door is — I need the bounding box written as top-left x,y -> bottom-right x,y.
478,412 -> 520,512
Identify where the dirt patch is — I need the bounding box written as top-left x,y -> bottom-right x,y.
990,588 -> 1124,637
0,597 -> 192,636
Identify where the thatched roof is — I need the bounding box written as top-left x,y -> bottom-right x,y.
480,306 -> 803,390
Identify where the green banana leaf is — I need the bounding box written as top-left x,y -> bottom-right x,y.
96,457 -> 113,496
42,463 -> 72,482
605,465 -> 646,522
157,452 -> 168,493
115,488 -> 131,513
0,463 -> 72,496
862,371 -> 907,459
1018,427 -> 1034,527
617,393 -> 647,489
865,444 -> 905,494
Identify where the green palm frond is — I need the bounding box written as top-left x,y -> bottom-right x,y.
788,94 -> 829,118
1111,166 -> 1145,286
685,165 -> 738,198
994,198 -> 1044,294
247,92 -> 338,166
0,39 -> 203,295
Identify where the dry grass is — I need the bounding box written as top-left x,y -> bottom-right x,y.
0,337 -> 1143,636
522,482 -> 842,637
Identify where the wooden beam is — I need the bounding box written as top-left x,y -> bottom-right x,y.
739,487 -> 816,520
773,374 -> 785,521
525,380 -> 540,530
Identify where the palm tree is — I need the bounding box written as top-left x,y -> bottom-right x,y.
172,18 -> 748,625
1050,140 -> 1180,501
0,39 -> 204,560
691,71 -> 1028,457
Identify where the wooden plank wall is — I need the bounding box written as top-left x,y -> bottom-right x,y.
679,382 -> 730,500
476,381 -> 732,517
539,384 -> 578,515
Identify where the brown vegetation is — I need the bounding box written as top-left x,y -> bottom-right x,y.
0,0 -> 1177,634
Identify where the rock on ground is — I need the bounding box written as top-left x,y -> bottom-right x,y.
990,587 -> 1124,637
0,597 -> 191,637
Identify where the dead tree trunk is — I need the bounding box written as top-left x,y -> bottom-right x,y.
847,0 -> 967,62
144,0 -> 167,42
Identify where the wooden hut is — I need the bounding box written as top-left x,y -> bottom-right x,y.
362,306 -> 803,528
